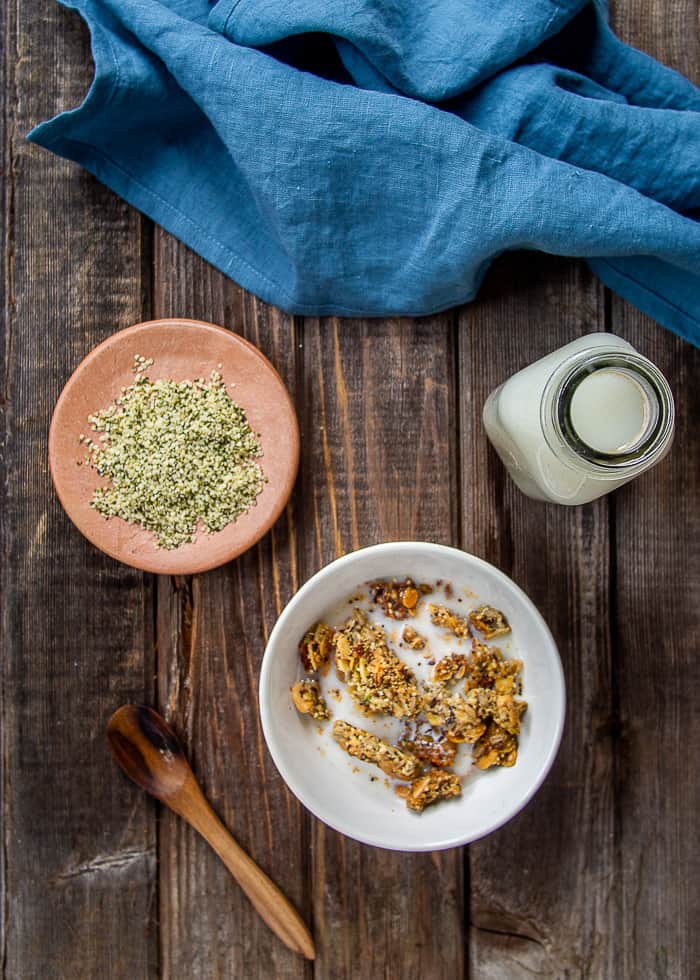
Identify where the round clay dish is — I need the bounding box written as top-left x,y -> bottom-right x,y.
49,319 -> 299,574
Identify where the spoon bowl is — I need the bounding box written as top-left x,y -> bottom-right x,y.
108,704 -> 189,800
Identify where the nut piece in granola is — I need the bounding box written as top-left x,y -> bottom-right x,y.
492,694 -> 527,735
433,653 -> 469,683
465,638 -> 522,695
332,720 -> 422,780
333,610 -> 422,718
299,622 -> 335,673
399,721 -> 457,769
464,686 -> 497,716
429,603 -> 471,639
472,722 -> 519,769
291,680 -> 332,721
396,769 -> 462,812
402,625 -> 426,650
369,578 -> 422,620
468,605 -> 511,639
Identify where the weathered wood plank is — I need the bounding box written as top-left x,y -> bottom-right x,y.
608,6 -> 699,978
611,0 -> 699,80
298,314 -> 465,979
608,310 -> 700,980
153,240 -> 310,979
1,3 -> 156,977
459,254 -> 617,978
0,0 -> 9,963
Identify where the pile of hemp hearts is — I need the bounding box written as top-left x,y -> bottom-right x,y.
81,356 -> 266,548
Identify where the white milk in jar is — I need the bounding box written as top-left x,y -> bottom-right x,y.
482,333 -> 675,505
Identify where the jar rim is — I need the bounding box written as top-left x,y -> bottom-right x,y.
541,348 -> 675,478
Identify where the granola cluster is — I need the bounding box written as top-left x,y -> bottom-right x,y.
433,652 -> 469,683
396,769 -> 462,812
333,609 -> 422,718
401,625 -> 426,650
429,603 -> 472,638
332,720 -> 422,780
399,720 -> 457,769
369,578 -> 427,620
464,639 -> 522,695
422,683 -> 493,743
291,679 -> 331,721
289,579 -> 527,814
299,622 -> 334,673
468,605 -> 511,640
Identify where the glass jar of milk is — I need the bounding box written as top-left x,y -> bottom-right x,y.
482,334 -> 675,505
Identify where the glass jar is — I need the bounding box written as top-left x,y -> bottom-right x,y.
482,333 -> 675,505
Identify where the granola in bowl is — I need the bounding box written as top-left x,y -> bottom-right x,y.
289,575 -> 527,814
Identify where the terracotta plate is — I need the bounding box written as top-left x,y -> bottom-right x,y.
49,319 -> 300,574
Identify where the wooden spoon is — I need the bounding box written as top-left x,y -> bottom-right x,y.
107,704 -> 315,960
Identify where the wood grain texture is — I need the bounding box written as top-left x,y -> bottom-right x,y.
153,239 -> 310,979
459,254 -> 618,978
609,311 -> 700,980
608,7 -> 699,978
1,3 -> 156,977
298,314 -> 465,980
3,0 -> 698,977
0,0 -> 9,962
610,0 -> 699,81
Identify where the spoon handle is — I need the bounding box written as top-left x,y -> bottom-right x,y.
176,778 -> 315,960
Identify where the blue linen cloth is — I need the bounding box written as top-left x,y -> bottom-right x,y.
29,0 -> 700,345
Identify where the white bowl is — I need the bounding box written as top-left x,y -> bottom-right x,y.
259,542 -> 565,851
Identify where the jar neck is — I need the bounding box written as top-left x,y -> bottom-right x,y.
540,347 -> 675,479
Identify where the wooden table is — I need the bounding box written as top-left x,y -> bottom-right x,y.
2,1 -> 698,977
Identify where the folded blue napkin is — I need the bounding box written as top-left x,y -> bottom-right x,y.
29,0 -> 700,345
